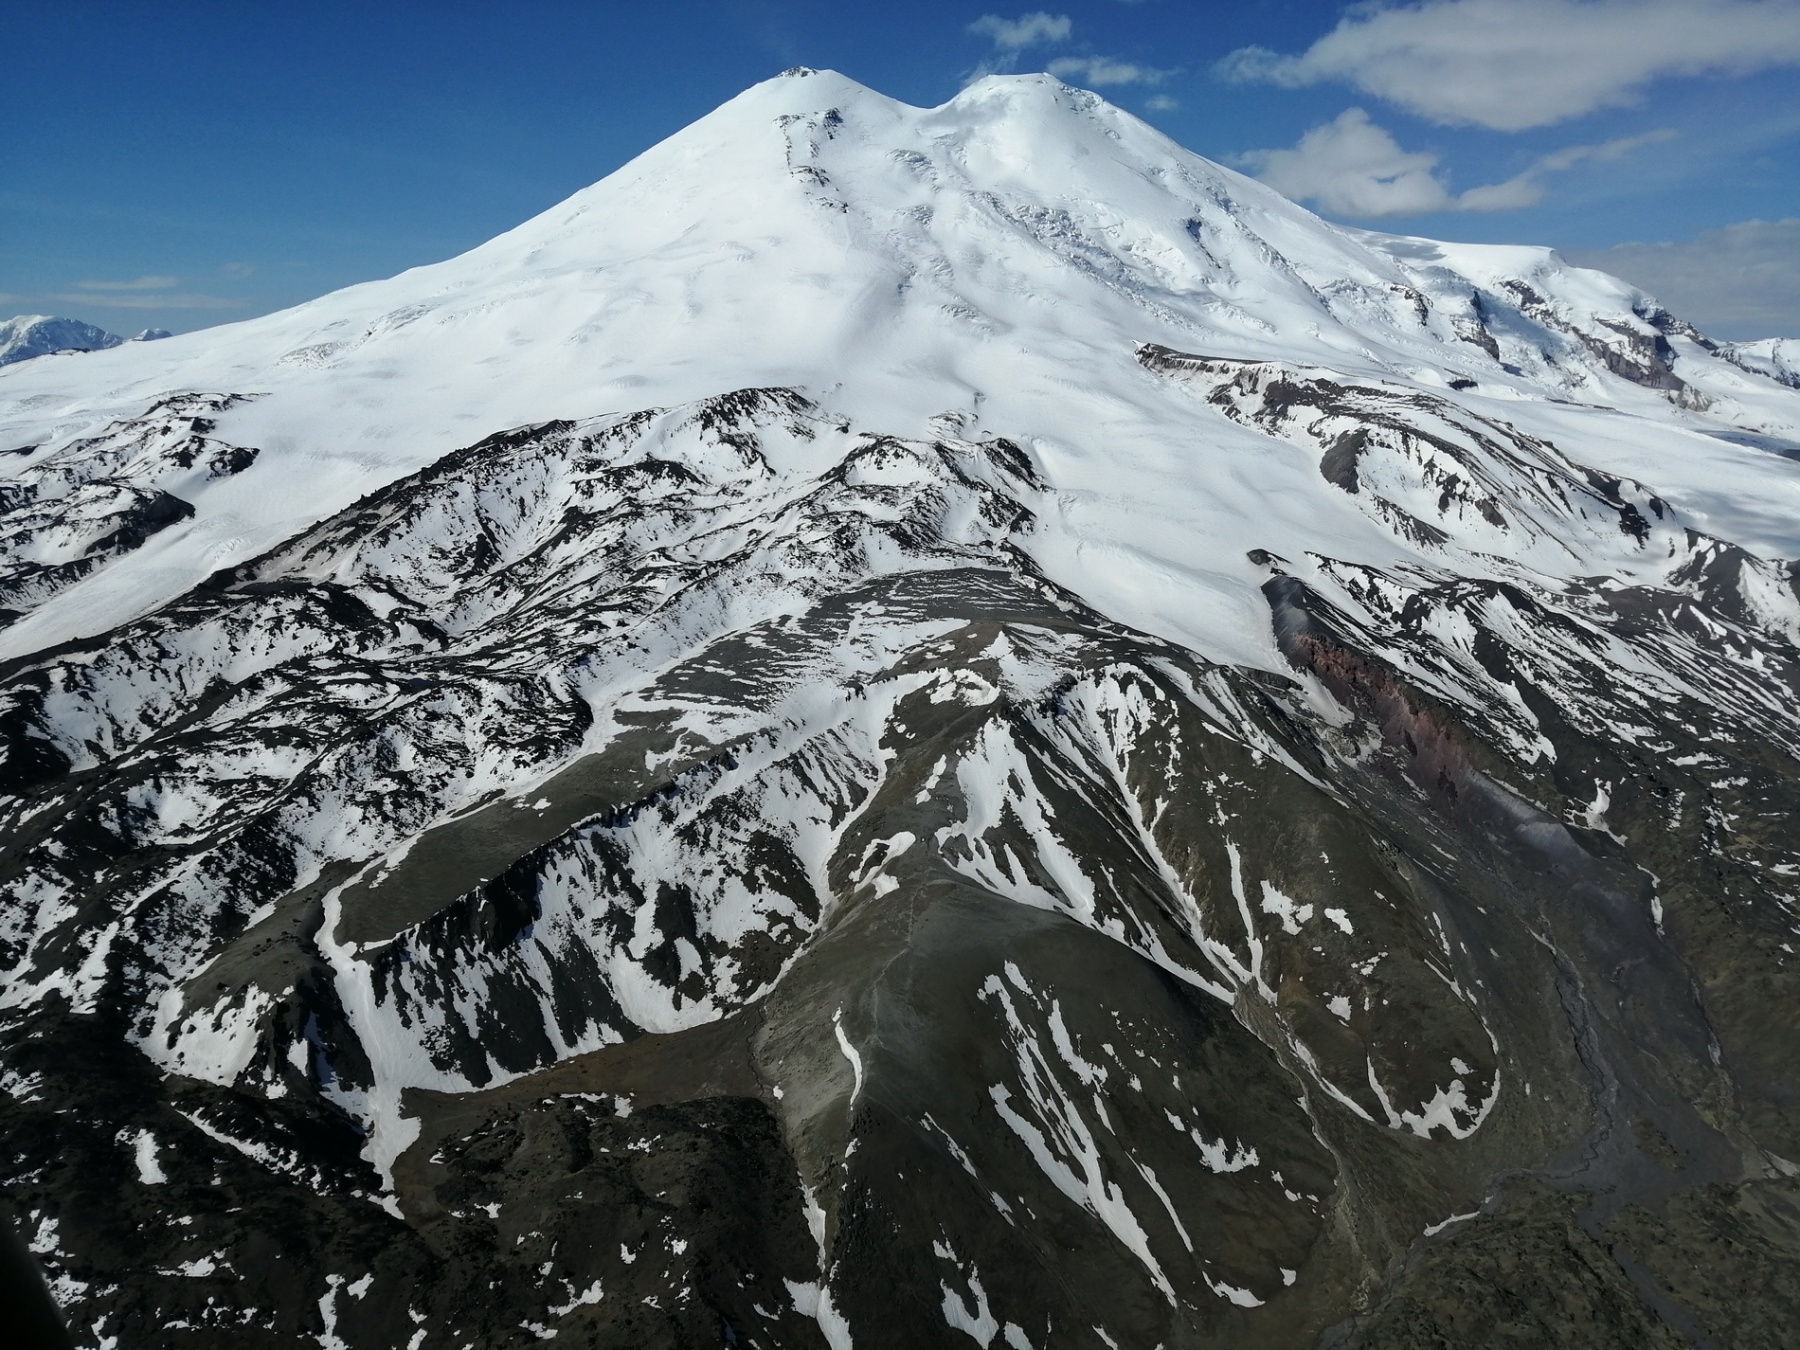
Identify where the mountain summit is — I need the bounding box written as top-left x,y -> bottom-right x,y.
1,71 -> 1793,657
3,72 -> 1800,1350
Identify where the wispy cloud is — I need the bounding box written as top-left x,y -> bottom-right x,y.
1533,127 -> 1677,172
74,275 -> 179,292
220,262 -> 257,280
1217,0 -> 1800,131
968,12 -> 1072,49
1239,109 -> 1674,218
45,291 -> 239,311
1047,55 -> 1175,86
967,12 -> 1171,88
1145,94 -> 1179,112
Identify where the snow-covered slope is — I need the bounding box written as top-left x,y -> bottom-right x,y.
2,70 -> 1795,663
1721,336 -> 1800,388
4,70 -> 1800,1350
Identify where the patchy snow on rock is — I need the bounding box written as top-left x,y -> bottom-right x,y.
2,65 -> 1798,1350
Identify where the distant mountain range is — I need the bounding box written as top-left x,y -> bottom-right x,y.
1721,336 -> 1800,388
2,70 -> 1798,1350
0,314 -> 169,368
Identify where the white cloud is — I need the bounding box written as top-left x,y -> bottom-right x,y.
74,275 -> 179,292
1145,94 -> 1179,111
1566,218 -> 1800,338
1240,109 -> 1532,216
1047,55 -> 1174,86
1218,0 -> 1800,131
220,262 -> 257,280
969,12 -> 1072,48
1241,110 -> 1672,217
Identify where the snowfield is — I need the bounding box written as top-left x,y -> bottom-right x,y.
2,69 -> 1795,665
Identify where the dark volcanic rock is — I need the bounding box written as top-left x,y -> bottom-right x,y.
1,373 -> 1798,1348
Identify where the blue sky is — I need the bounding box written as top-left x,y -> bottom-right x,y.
4,0 -> 1798,339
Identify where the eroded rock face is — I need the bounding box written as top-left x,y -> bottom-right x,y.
0,395 -> 258,625
0,371 -> 1796,1349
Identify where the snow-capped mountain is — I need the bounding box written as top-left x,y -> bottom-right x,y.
0,315 -> 127,368
3,69 -> 1799,1350
0,317 -> 169,370
1722,336 -> 1800,389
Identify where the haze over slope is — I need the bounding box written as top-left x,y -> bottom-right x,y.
3,70 -> 1800,1350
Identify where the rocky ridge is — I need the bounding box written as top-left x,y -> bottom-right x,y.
2,70 -> 1799,1349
